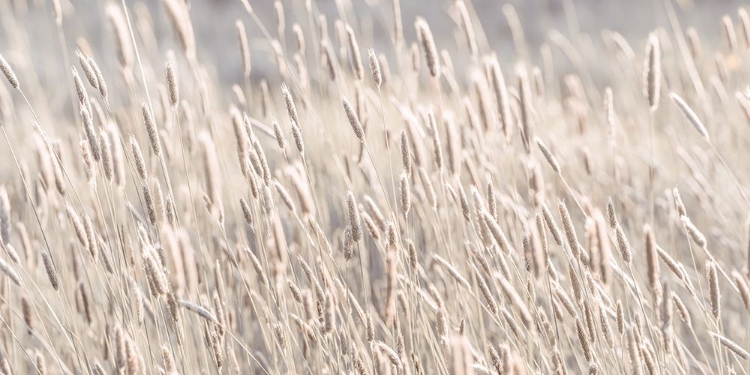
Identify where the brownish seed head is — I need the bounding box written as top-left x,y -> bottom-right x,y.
76,50 -> 99,91
0,55 -> 19,90
534,137 -> 560,174
272,120 -> 285,150
615,223 -> 632,264
166,60 -> 179,107
347,191 -> 361,243
558,200 -> 579,258
669,92 -> 709,141
141,102 -> 161,156
644,224 -> 659,291
345,24 -> 364,81
41,251 -> 59,290
400,172 -> 411,216
707,260 -> 720,319
342,96 -> 364,141
281,83 -> 300,126
415,17 -> 440,78
645,33 -> 661,111
368,48 -> 382,88
236,20 -> 251,78
606,198 -> 617,229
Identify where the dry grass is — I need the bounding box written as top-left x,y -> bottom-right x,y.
0,0 -> 749,374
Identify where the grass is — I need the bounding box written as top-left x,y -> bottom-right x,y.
0,0 -> 749,374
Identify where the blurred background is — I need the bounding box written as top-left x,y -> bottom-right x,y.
0,0 -> 744,104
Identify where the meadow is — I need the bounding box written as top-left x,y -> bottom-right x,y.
0,0 -> 749,374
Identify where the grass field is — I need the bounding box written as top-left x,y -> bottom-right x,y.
0,0 -> 750,374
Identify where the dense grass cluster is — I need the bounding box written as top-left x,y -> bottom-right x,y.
1,0 -> 750,374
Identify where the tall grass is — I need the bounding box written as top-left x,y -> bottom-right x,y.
0,0 -> 748,374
